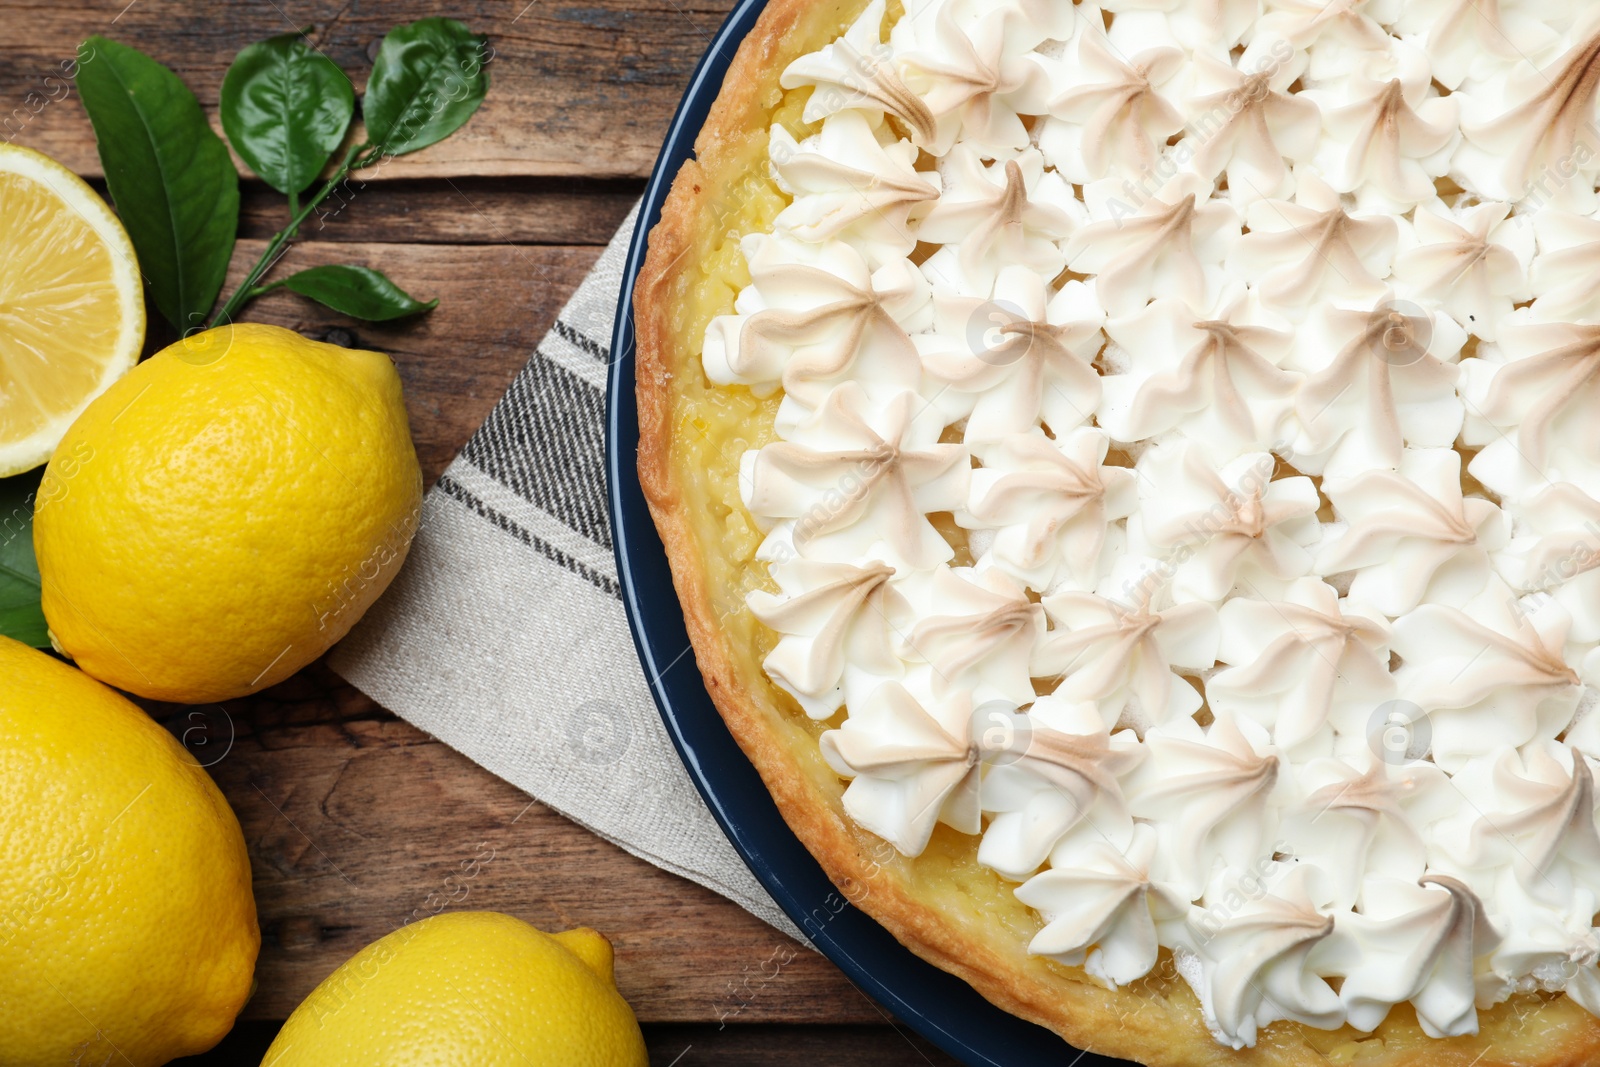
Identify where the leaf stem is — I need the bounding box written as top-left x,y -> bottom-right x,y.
245,280 -> 288,300
210,140 -> 370,327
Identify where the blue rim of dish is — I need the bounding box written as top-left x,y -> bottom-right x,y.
603,1 -> 1129,1064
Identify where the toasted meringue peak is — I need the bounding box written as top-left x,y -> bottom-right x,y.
743,384 -> 969,569
1032,586 -> 1219,731
1064,173 -> 1239,317
917,265 -> 1105,439
900,565 -> 1044,706
1431,742 -> 1600,902
1015,822 -> 1189,985
820,681 -> 984,854
961,428 -> 1136,591
891,0 -> 1063,152
1210,577 -> 1396,750
748,559 -> 908,718
1391,201 -> 1534,341
917,145 -> 1080,295
1492,481 -> 1600,642
702,233 -> 930,405
1325,874 -> 1500,1036
1229,173 -> 1400,315
781,0 -> 937,145
1290,300 -> 1465,477
1459,21 -> 1600,203
769,113 -> 939,262
1316,448 -> 1504,616
1392,0 -> 1560,90
978,696 -> 1147,878
1100,292 -> 1301,458
1038,21 -> 1188,183
1281,756 -> 1448,910
1128,442 -> 1322,604
1529,210 -> 1600,324
1126,714 -> 1281,897
1179,865 -> 1341,1048
1392,578 -> 1580,770
1305,69 -> 1461,212
1179,52 -> 1320,202
1462,321 -> 1600,498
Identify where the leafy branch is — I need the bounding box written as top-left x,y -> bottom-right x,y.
77,17 -> 490,333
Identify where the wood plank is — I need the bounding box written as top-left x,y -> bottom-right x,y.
3,0 -> 736,181
181,718 -> 882,1024
236,177 -> 642,245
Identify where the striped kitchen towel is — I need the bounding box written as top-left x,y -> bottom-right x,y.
329,202 -> 803,941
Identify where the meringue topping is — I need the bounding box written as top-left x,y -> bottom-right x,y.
780,0 -> 937,145
1229,174 -> 1399,316
1042,27 -> 1187,183
1209,577 -> 1395,750
1303,56 -> 1461,211
1180,866 -> 1341,1047
1181,53 -> 1320,202
1016,822 -> 1188,985
1462,25 -> 1600,201
715,0 -> 1600,1044
1031,588 -> 1218,730
1291,301 -> 1465,476
743,384 -> 968,569
917,146 -> 1078,294
1467,321 -> 1600,473
769,112 -> 939,261
1127,713 -> 1280,895
961,428 -> 1136,590
1391,579 -> 1580,770
1099,295 -> 1301,459
1063,175 -> 1238,317
748,558 -> 907,717
901,565 -> 1043,705
1327,874 -> 1500,1037
916,263 -> 1105,439
1391,201 -> 1534,341
819,680 -> 984,854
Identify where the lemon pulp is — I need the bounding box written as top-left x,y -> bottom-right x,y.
0,143 -> 143,477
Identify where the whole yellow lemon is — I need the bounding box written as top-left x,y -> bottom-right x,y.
33,322 -> 423,703
0,636 -> 259,1066
263,912 -> 648,1067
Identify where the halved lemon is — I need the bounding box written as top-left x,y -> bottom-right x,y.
0,143 -> 143,478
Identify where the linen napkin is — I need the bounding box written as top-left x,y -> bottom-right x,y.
329,202 -> 804,941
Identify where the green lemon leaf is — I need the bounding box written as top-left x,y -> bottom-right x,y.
281,265 -> 438,320
0,473 -> 48,648
362,18 -> 489,158
76,36 -> 239,333
221,32 -> 355,196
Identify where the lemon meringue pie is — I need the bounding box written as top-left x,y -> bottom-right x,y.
635,0 -> 1600,1062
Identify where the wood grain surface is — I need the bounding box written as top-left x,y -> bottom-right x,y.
4,0 -> 737,179
4,1 -> 972,1061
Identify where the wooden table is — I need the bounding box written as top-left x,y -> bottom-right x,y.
6,3 -> 961,1063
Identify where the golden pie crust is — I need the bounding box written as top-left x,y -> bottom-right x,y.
631,0 -> 1600,1061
